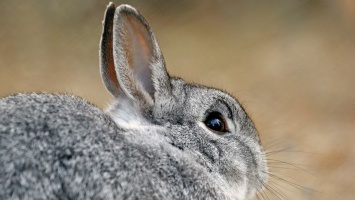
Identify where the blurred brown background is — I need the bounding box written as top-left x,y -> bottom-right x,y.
0,0 -> 354,199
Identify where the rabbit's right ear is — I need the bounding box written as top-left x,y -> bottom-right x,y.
100,3 -> 171,107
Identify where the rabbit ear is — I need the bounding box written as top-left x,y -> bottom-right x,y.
105,4 -> 171,106
100,2 -> 121,97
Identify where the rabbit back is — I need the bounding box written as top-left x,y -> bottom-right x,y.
0,93 -> 229,199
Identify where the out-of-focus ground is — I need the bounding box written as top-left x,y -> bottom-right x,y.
0,0 -> 354,199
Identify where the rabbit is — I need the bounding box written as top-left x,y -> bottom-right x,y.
0,2 -> 268,200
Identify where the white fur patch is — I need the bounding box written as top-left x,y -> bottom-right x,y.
109,108 -> 149,131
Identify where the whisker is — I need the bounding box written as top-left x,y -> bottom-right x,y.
268,173 -> 315,193
268,175 -> 317,200
254,187 -> 263,200
254,180 -> 267,200
266,149 -> 321,156
265,149 -> 289,156
269,179 -> 305,200
266,165 -> 304,171
265,183 -> 290,200
263,139 -> 287,150
254,191 -> 261,200
261,187 -> 272,200
266,159 -> 315,176
257,178 -> 274,200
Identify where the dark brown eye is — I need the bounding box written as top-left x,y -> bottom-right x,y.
204,112 -> 228,133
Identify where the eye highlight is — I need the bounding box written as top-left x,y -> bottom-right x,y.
204,112 -> 228,134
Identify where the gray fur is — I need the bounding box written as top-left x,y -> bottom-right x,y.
0,2 -> 268,200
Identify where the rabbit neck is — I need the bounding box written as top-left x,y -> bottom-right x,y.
106,98 -> 154,131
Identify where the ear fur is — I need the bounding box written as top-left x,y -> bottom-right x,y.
100,3 -> 171,107
100,2 -> 120,97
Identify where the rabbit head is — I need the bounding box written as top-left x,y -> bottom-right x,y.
100,3 -> 268,199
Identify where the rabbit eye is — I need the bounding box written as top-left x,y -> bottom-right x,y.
204,112 -> 228,134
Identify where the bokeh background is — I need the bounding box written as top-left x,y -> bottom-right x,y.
1,0 -> 354,199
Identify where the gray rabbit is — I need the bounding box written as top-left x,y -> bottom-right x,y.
0,3 -> 268,200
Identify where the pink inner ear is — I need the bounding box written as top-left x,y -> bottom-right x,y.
107,42 -> 120,90
124,15 -> 155,96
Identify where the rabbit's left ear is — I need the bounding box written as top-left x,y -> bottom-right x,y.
100,3 -> 171,106
100,2 -> 119,97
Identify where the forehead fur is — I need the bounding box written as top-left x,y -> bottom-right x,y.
158,78 -> 250,125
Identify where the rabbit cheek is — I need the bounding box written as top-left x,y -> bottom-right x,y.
217,158 -> 249,200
